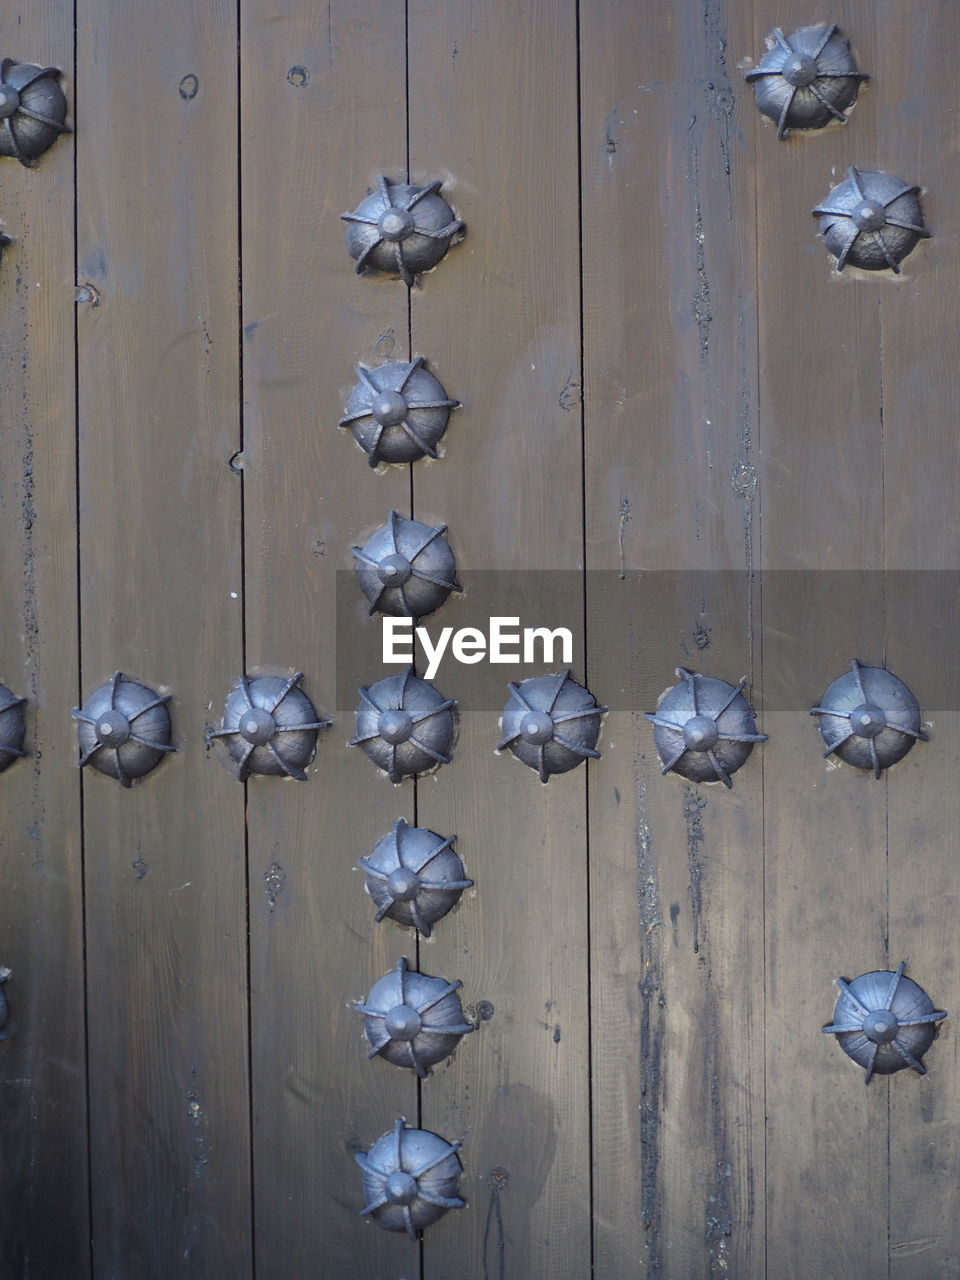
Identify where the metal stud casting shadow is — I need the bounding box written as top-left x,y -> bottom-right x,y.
745,24 -> 868,139
813,168 -> 930,273
72,672 -> 175,788
810,659 -> 926,778
354,956 -> 474,1079
210,672 -> 330,782
356,1117 -> 465,1239
350,666 -> 457,783
341,175 -> 463,286
0,684 -> 27,772
0,59 -> 69,165
646,667 -> 766,789
497,669 -> 607,782
353,510 -> 460,620
339,357 -> 460,466
358,818 -> 473,936
823,961 -> 947,1084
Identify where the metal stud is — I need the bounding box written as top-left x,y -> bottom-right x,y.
350,666 -> 457,782
354,957 -> 474,1079
0,59 -> 69,166
813,168 -> 930,273
353,511 -> 460,621
646,668 -> 766,789
0,966 -> 11,1040
71,673 -> 174,788
0,230 -> 11,265
0,684 -> 27,772
497,670 -> 606,783
339,357 -> 460,467
745,24 -> 868,139
341,175 -> 464,286
811,659 -> 925,778
823,962 -> 947,1084
358,818 -> 473,937
210,672 -> 329,782
356,1117 -> 464,1239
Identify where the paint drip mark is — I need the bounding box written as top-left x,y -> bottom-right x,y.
483,1166 -> 508,1280
693,199 -> 712,359
263,860 -> 286,910
705,1078 -> 734,1276
702,0 -> 735,186
636,777 -> 665,1277
683,785 -> 707,960
186,1088 -> 210,1180
617,496 -> 630,579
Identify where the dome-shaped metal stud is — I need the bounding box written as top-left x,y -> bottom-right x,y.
0,230 -> 11,265
71,673 -> 175,788
210,672 -> 329,782
497,670 -> 606,783
822,961 -> 947,1085
339,357 -> 460,467
356,1117 -> 464,1239
341,175 -> 464,286
358,818 -> 473,937
645,668 -> 766,789
0,59 -> 69,166
350,667 -> 457,783
0,684 -> 27,772
353,511 -> 460,621
0,966 -> 12,1040
745,24 -> 868,140
354,957 -> 474,1079
813,168 -> 930,273
811,659 -> 926,778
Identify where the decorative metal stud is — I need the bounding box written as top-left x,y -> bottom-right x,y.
823,962 -> 947,1084
341,175 -> 463,286
497,669 -> 606,783
357,1117 -> 464,1239
353,511 -> 460,620
339,357 -> 460,467
354,957 -> 474,1079
745,24 -> 868,139
0,59 -> 69,166
71,673 -> 174,788
646,668 -> 766,789
0,684 -> 27,772
811,659 -> 925,778
0,230 -> 11,265
358,818 -> 473,937
813,168 -> 930,273
0,966 -> 11,1040
350,667 -> 457,783
210,672 -> 329,782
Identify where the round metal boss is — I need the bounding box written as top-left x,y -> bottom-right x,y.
339,357 -> 460,466
356,1117 -> 464,1239
341,175 -> 463,286
810,659 -> 925,778
0,59 -> 69,166
812,167 -> 930,273
353,510 -> 460,620
646,668 -> 766,789
497,669 -> 606,783
71,673 -> 174,788
0,229 -> 11,265
358,817 -> 472,937
745,24 -> 868,139
354,956 -> 474,1079
822,962 -> 946,1084
0,684 -> 27,772
210,672 -> 329,782
350,666 -> 457,782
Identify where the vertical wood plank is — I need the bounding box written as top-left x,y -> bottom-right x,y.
76,5 -> 250,1273
0,8 -> 87,1276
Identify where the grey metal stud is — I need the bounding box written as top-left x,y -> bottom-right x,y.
745,24 -> 868,139
71,673 -> 174,788
822,962 -> 947,1084
0,59 -> 69,165
646,667 -> 766,789
356,1117 -> 464,1239
339,357 -> 460,466
210,672 -> 329,782
341,175 -> 463,285
0,684 -> 27,772
813,168 -> 930,273
353,510 -> 460,621
350,666 -> 457,782
811,659 -> 926,778
358,818 -> 473,937
354,956 -> 474,1079
497,669 -> 606,783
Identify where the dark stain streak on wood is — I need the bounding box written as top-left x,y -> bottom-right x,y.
635,781 -> 664,1274
683,784 -> 707,960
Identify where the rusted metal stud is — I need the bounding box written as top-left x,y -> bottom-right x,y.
357,1117 -> 464,1239
0,966 -> 11,1040
0,684 -> 27,772
0,59 -> 69,165
813,168 -> 930,272
745,24 -> 868,139
646,667 -> 766,789
71,673 -> 174,788
210,672 -> 329,782
358,818 -> 472,937
811,659 -> 925,778
341,175 -> 464,286
350,666 -> 457,783
823,962 -> 947,1084
339,357 -> 460,467
354,956 -> 474,1079
353,510 -> 460,621
497,670 -> 606,783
